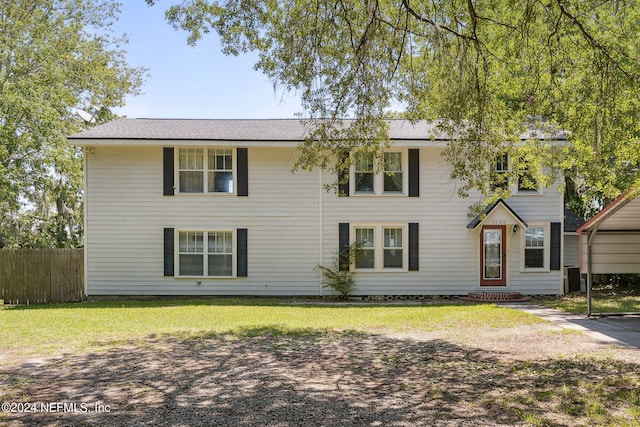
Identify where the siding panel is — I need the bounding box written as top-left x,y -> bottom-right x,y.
86,144 -> 564,296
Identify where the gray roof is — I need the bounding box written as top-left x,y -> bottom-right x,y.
68,118 -> 448,141
68,118 -> 569,142
564,206 -> 586,232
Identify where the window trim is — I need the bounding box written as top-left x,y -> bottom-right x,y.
175,147 -> 237,195
521,223 -> 549,272
515,158 -> 543,195
349,149 -> 408,196
490,153 -> 510,191
351,223 -> 408,272
175,229 -> 237,278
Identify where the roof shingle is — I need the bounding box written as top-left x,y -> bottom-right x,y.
68,118 -> 447,141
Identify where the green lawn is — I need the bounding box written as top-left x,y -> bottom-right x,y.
538,293 -> 640,314
0,299 -> 542,355
2,299 -> 639,426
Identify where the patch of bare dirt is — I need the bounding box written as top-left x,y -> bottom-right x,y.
1,325 -> 639,426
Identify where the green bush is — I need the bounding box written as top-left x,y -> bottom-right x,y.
318,244 -> 359,300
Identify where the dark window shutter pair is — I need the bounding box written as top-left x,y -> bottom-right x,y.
163,147 -> 248,196
163,228 -> 248,277
550,222 -> 561,271
338,223 -> 419,271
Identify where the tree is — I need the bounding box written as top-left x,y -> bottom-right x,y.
0,0 -> 145,247
155,0 -> 640,215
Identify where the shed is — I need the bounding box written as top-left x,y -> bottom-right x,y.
577,193 -> 640,315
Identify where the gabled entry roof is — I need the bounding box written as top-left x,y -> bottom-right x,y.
466,199 -> 528,230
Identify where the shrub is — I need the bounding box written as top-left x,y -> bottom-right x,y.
318,243 -> 359,300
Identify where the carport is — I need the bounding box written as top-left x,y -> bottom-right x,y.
578,192 -> 640,316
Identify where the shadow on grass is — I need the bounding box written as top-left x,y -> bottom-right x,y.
2,328 -> 639,426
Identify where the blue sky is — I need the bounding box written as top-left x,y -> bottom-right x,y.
111,2 -> 301,119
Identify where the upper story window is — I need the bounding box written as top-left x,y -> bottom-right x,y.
383,152 -> 403,192
354,153 -> 375,193
178,148 -> 234,194
351,150 -> 406,195
491,153 -> 509,190
517,159 -> 540,194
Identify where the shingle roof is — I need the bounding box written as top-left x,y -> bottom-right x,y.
68,118 -> 448,141
564,206 -> 586,232
69,118 -> 568,142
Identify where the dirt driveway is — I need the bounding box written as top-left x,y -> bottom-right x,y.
1,323 -> 639,426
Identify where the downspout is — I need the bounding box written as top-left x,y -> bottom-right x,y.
83,147 -> 90,298
318,168 -> 323,297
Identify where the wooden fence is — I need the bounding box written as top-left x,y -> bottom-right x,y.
0,249 -> 85,304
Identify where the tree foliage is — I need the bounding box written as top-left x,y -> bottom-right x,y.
0,0 -> 145,247
157,0 -> 640,216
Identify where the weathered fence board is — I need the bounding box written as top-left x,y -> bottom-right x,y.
0,249 -> 84,304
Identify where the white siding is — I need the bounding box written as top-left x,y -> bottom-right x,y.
86,146 -> 322,295
85,144 -> 564,296
321,147 -> 563,296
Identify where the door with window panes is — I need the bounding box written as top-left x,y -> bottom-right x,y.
480,225 -> 506,286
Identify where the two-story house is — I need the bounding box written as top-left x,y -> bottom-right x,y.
69,118 -> 565,297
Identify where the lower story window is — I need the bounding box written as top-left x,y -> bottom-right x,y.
178,230 -> 234,277
383,227 -> 403,268
353,224 -> 407,271
355,227 -> 375,269
524,226 -> 546,269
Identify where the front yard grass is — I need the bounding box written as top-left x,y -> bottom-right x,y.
1,298 -> 639,426
537,293 -> 640,314
0,299 -> 540,355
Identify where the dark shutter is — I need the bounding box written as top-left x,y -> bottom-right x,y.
338,151 -> 349,197
237,228 -> 248,277
408,149 -> 420,197
163,147 -> 175,196
163,228 -> 174,276
409,223 -> 419,271
338,223 -> 350,271
550,222 -> 561,271
237,148 -> 248,197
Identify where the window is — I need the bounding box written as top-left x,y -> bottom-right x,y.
383,227 -> 403,268
352,224 -> 407,271
178,230 -> 234,277
351,150 -> 406,195
179,148 -> 204,193
491,153 -> 509,190
179,231 -> 204,275
354,153 -> 375,193
517,159 -> 539,193
207,231 -> 233,276
523,225 -> 548,270
178,148 -> 234,194
354,227 -> 375,269
383,152 -> 403,192
208,149 -> 234,193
